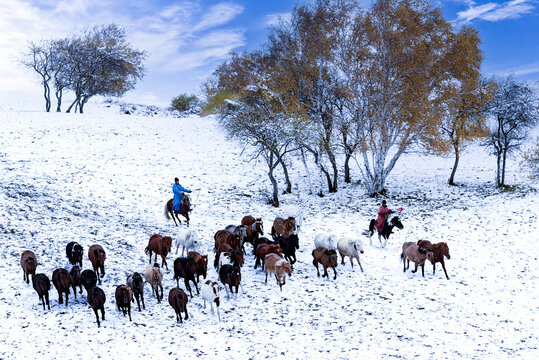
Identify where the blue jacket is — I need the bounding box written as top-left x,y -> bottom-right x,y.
173,183 -> 190,211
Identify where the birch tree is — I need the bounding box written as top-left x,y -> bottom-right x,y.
354,0 -> 456,195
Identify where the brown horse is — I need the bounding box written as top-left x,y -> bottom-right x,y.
165,194 -> 191,226
145,234 -> 172,270
417,240 -> 451,279
241,216 -> 264,251
271,217 -> 296,240
214,230 -> 240,251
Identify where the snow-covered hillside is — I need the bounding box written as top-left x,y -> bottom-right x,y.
0,105 -> 537,359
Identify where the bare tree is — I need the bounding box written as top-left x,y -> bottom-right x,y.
21,41 -> 53,112
484,76 -> 539,187
220,93 -> 298,207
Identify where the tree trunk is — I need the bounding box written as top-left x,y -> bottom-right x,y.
55,88 -> 63,112
328,150 -> 338,193
267,152 -> 279,207
66,97 -> 79,113
79,96 -> 90,114
319,162 -> 334,193
43,81 -> 51,112
300,148 -> 313,194
448,147 -> 460,186
501,149 -> 507,187
496,152 -> 502,187
279,158 -> 292,194
344,152 -> 351,183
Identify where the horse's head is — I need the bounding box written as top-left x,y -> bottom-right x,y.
181,193 -> 191,210
439,243 -> 450,259
162,236 -> 172,252
255,219 -> 264,235
390,216 -> 404,230
286,217 -> 296,233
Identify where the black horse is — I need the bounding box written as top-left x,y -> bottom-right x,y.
368,216 -> 404,248
277,234 -> 299,266
165,194 -> 191,226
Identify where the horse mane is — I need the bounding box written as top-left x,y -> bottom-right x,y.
432,242 -> 449,253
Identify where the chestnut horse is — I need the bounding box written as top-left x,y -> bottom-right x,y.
241,216 -> 264,250
165,194 -> 191,226
271,217 -> 296,240
417,240 -> 451,279
145,234 -> 172,271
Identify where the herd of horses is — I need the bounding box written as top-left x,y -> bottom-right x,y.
18,194 -> 451,327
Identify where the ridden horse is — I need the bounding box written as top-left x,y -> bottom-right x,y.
271,217 -> 296,240
368,215 -> 403,248
165,194 -> 191,226
145,234 -> 172,271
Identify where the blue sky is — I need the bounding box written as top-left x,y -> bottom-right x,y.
0,0 -> 537,108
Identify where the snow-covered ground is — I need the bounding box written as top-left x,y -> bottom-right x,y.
0,105 -> 537,359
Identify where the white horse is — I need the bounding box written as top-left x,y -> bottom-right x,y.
175,228 -> 197,255
279,205 -> 304,232
336,236 -> 364,272
314,232 -> 338,250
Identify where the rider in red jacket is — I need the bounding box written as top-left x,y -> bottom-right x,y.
375,200 -> 393,233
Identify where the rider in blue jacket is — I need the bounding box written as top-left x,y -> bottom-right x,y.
173,177 -> 191,212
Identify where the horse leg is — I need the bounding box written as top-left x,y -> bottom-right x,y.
356,255 -> 364,273
313,260 -> 320,277
161,255 -> 168,271
170,209 -> 178,226
433,262 -> 436,275
185,279 -> 193,298
341,254 -> 345,265
412,262 -> 418,273
441,260 -> 450,280
194,278 -> 199,295
159,285 -> 164,303
94,308 -> 100,327
174,213 -> 181,225
421,263 -> 425,277
332,266 -> 337,280
403,257 -> 407,272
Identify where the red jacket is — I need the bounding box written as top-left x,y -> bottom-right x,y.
375,205 -> 391,233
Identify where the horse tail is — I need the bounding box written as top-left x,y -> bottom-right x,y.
368,219 -> 375,235
164,203 -> 171,220
144,246 -> 150,256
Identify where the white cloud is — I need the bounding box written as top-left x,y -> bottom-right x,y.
0,0 -> 246,107
491,63 -> 539,77
265,12 -> 292,27
191,3 -> 244,32
455,0 -> 536,23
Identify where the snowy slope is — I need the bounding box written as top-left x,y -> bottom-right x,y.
0,106 -> 537,359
